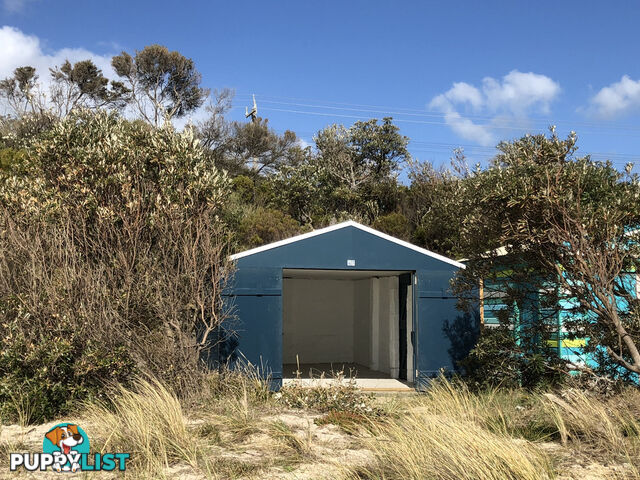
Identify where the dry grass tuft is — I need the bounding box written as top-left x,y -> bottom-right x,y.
205,361 -> 273,405
345,377 -> 640,480
196,364 -> 276,445
358,411 -> 553,480
542,388 -> 640,461
267,420 -> 314,458
206,457 -> 264,478
219,389 -> 263,442
414,377 -> 561,442
315,410 -> 372,434
0,433 -> 29,471
338,378 -> 557,480
84,377 -> 200,475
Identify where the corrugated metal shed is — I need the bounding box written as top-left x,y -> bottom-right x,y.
215,220 -> 470,390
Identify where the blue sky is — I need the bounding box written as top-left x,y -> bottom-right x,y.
2,1 -> 640,170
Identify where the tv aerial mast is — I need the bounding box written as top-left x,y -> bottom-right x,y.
245,94 -> 258,123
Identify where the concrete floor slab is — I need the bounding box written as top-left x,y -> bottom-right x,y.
282,377 -> 413,391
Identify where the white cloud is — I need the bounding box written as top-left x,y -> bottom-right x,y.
482,71 -> 559,115
429,70 -> 561,145
589,75 -> 640,118
0,25 -> 117,89
296,137 -> 311,149
439,82 -> 483,109
429,94 -> 493,145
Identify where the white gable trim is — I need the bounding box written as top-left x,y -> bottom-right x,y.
230,220 -> 465,269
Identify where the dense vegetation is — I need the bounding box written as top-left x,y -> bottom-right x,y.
1,45 -> 640,424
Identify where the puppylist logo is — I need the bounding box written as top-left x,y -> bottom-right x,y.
9,423 -> 130,473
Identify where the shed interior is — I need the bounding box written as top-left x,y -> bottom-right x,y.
282,269 -> 414,383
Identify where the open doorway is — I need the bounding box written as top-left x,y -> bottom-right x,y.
282,269 -> 414,384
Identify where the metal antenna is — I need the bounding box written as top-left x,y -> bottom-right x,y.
245,94 -> 257,122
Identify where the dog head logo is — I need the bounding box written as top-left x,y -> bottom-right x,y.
45,425 -> 83,455
43,424 -> 90,473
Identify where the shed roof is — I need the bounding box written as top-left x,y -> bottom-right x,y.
230,220 -> 465,269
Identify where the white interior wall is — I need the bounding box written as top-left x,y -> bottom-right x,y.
386,277 -> 400,378
369,277 -> 399,378
283,273 -> 407,380
370,278 -> 380,371
353,279 -> 371,366
282,278 -> 354,364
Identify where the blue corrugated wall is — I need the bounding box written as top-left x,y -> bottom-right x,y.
483,271 -> 640,371
217,225 -> 469,389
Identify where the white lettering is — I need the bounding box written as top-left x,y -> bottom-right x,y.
40,454 -> 54,470
23,454 -> 38,471
9,453 -> 23,471
53,452 -> 65,465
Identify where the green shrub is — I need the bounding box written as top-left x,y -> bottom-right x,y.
277,381 -> 380,416
372,212 -> 410,240
458,326 -> 567,390
0,110 -> 232,421
236,207 -> 300,248
0,314 -> 134,423
0,147 -> 25,172
232,175 -> 255,203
